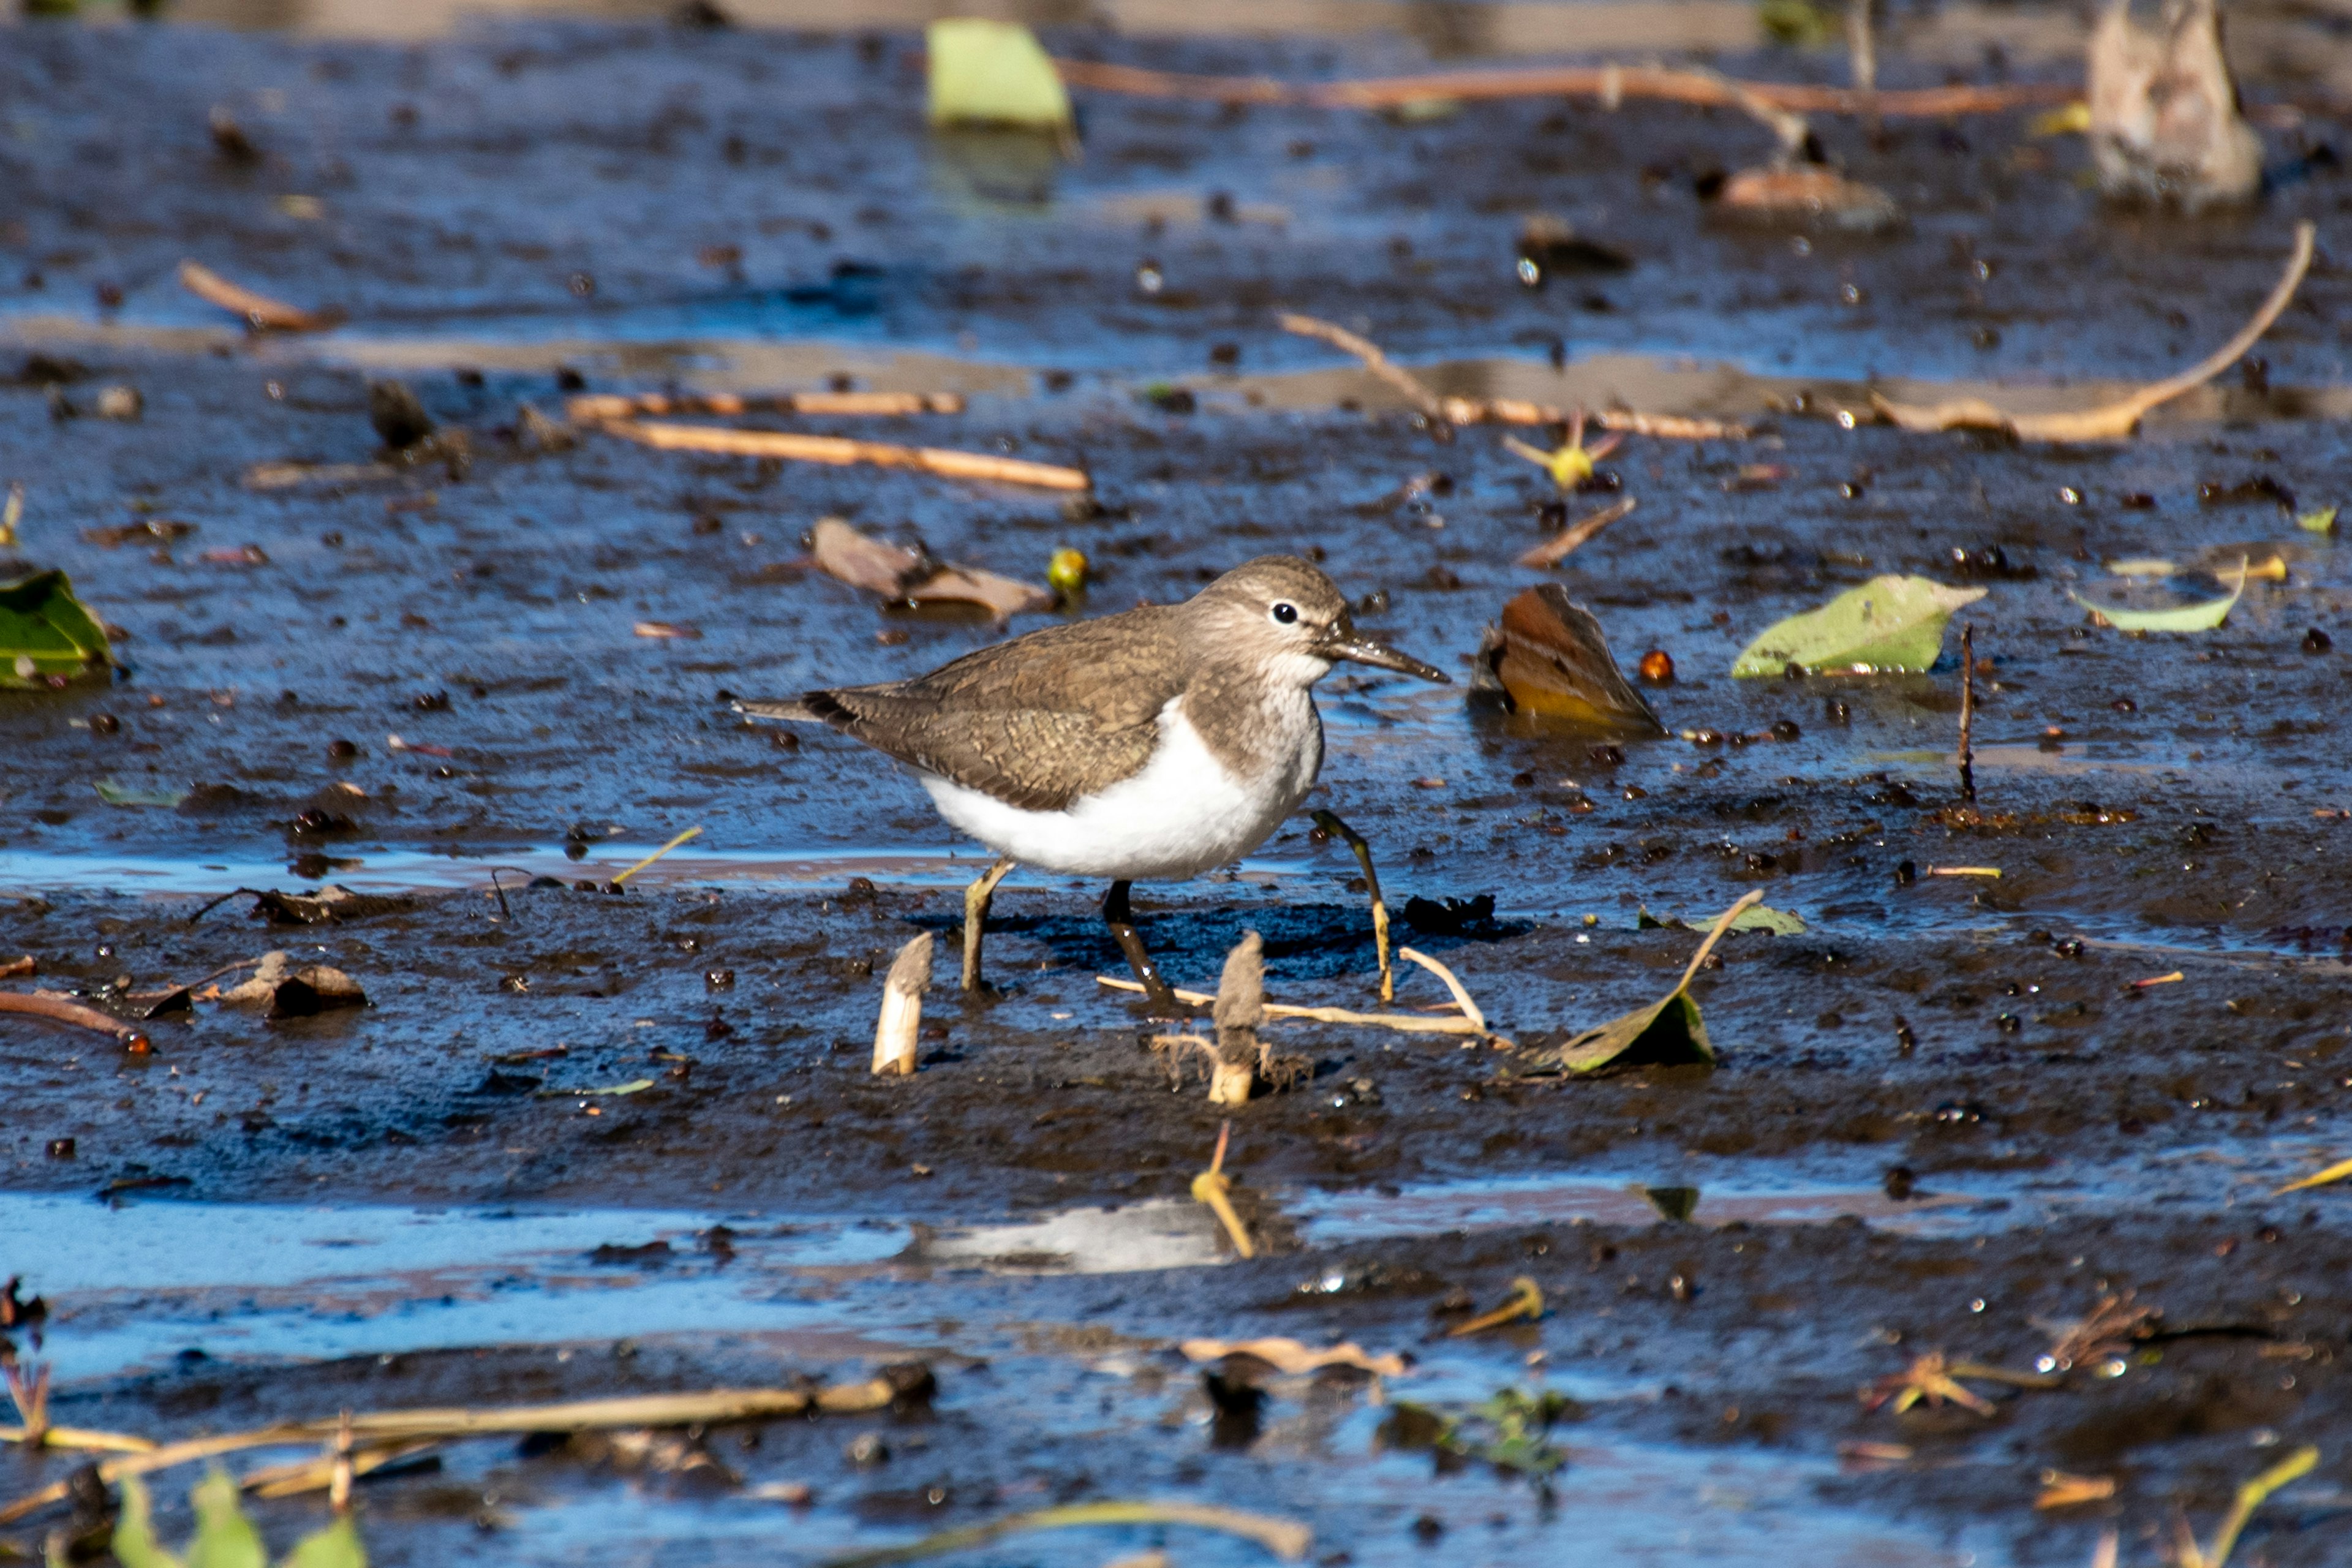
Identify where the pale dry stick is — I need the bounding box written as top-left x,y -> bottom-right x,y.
241,1436 -> 439,1502
1847,0 -> 1879,136
1517,498 -> 1638,568
586,417 -> 1090,491
1395,946 -> 1487,1034
1096,976 -> 1483,1036
1958,623 -> 1977,804
0,482 -> 20,547
1873,222 -> 2315,439
176,261 -> 344,332
567,391 -> 965,420
821,1499 -> 1311,1568
0,1381 -> 905,1526
1672,890 -> 1768,997
1309,809 -> 1392,1002
1928,866 -> 2001,878
0,1426 -> 154,1455
872,932 -> 933,1077
2274,1155 -> 2352,1194
1049,55 -> 2076,118
1275,314 -> 1445,419
609,824 -> 703,886
0,993 -> 149,1050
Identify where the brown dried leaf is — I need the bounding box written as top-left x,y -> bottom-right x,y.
809,518 -> 1053,620
1714,166 -> 1900,232
1178,1337 -> 1408,1379
1480,586 -> 1665,733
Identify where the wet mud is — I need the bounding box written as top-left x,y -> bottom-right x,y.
4,6 -> 2352,1567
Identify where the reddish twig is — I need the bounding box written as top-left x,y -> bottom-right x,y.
0,993 -> 151,1050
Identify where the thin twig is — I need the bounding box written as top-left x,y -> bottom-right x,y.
1050,56 -> 2075,118
610,826 -> 703,886
176,261 -> 343,332
820,1499 -> 1311,1567
1517,499 -> 1637,568
584,417 -> 1090,490
567,391 -> 964,420
1096,976 -> 1485,1035
1395,947 -> 1486,1034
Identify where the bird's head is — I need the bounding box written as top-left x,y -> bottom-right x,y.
1188,556 -> 1450,688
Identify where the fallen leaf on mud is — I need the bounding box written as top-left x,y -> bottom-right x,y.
94,780 -> 188,809
1477,586 -> 1665,732
1178,1338 -> 1409,1378
2,570 -> 116,684
1872,222 -> 2312,440
2274,1155 -> 2352,1195
633,620 -> 701,639
1525,890 -> 1763,1074
810,518 -> 1054,621
176,260 -> 345,333
926,19 -> 1073,135
84,520 -> 197,549
219,952 -> 368,1017
1731,576 -> 1983,677
1640,903 -> 1805,935
1713,165 -> 1901,232
2069,558 -> 2246,632
1446,1276 -> 1545,1337
2297,507 -> 2337,535
192,886 -> 413,927
537,1078 -> 656,1098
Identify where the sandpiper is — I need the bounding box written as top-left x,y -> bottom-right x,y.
754,556 -> 1447,1009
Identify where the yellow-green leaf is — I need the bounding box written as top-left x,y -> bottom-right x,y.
109,1476 -> 184,1568
926,20 -> 1072,135
2297,506 -> 2337,534
280,1515 -> 368,1568
1,569 -> 114,684
2069,558 -> 2247,632
1529,892 -> 1762,1073
186,1469 -> 266,1568
1731,576 -> 1985,677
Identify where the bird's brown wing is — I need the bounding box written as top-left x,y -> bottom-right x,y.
807,608 -> 1187,812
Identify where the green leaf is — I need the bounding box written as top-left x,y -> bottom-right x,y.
110,1476 -> 185,1568
2298,507 -> 2338,534
1637,903 -> 1804,935
926,20 -> 1072,135
2068,558 -> 2246,633
1730,575 -> 1985,677
96,778 -> 190,809
0,570 -> 114,685
1642,1185 -> 1700,1222
280,1515 -> 368,1568
186,1469 -> 267,1568
1528,892 -> 1762,1074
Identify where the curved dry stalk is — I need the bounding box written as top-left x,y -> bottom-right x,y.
1095,976 -> 1484,1035
177,261 -> 343,332
1673,891 -> 1766,993
820,1499 -> 1311,1567
1874,222 -> 2313,440
0,1425 -> 156,1455
1395,946 -> 1486,1033
1052,56 -> 2074,119
610,825 -> 702,885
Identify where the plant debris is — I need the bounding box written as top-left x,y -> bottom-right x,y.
1522,891 -> 1762,1073
176,261 -> 345,333
1477,585 -> 1666,732
809,518 -> 1055,621
585,417 -> 1090,490
2069,558 -> 2247,632
1731,576 -> 1985,677
0,570 -> 116,685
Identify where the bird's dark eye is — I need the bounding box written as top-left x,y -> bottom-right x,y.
1270,601 -> 1299,625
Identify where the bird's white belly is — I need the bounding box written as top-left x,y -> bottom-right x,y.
919,695 -> 1318,880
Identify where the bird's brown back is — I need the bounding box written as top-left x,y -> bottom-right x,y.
805,603 -> 1190,811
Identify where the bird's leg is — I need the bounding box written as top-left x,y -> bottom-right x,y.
1104,880 -> 1186,1016
960,856 -> 1018,994
1311,809 -> 1393,1003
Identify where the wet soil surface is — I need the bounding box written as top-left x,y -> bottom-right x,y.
5,9 -> 2352,1567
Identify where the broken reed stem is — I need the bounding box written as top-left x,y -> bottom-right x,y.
0,1426 -> 155,1455
819,1499 -> 1311,1568
1673,891 -> 1767,995
567,391 -> 964,421
2198,1445 -> 2319,1568
1050,55 -> 2073,119
1847,0 -> 1879,137
1276,314 -> 1746,440
586,417 -> 1091,491
0,993 -> 150,1050
176,260 -> 343,332
1209,932 -> 1265,1107
1958,622 -> 1977,803
1445,1276 -> 1544,1337
610,824 -> 703,886
0,1380 -> 905,1526
872,932 -> 933,1077
1310,809 -> 1392,1002
1517,498 -> 1637,568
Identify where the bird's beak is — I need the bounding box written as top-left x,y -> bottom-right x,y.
1318,630 -> 1452,684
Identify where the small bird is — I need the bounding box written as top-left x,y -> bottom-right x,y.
753,556 -> 1447,1009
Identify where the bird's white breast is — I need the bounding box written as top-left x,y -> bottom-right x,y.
919,693 -> 1321,880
